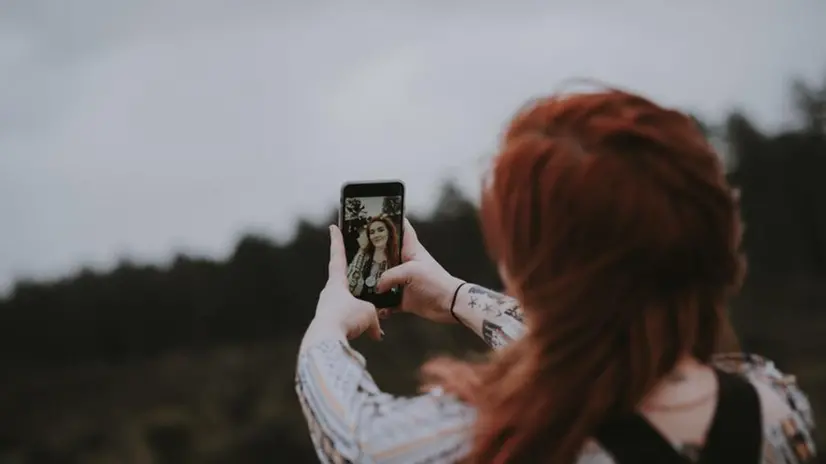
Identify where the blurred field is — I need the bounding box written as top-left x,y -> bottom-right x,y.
0,318 -> 489,464
0,298 -> 822,464
0,338 -> 309,463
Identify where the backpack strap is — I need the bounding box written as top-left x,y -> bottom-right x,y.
595,368 -> 763,464
698,368 -> 763,463
595,413 -> 690,464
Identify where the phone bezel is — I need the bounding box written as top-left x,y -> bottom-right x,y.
339,180 -> 405,309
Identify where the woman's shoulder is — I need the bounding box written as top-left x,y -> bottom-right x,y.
711,353 -> 813,425
711,352 -> 817,462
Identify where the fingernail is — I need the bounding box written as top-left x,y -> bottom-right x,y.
380,329 -> 386,339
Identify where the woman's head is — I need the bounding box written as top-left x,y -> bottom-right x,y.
480,89 -> 742,352
431,89 -> 744,463
365,215 -> 400,265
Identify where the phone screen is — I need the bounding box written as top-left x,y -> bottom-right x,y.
340,181 -> 405,308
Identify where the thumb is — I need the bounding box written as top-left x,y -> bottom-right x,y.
327,225 -> 348,285
377,262 -> 417,293
401,218 -> 426,261
402,217 -> 419,244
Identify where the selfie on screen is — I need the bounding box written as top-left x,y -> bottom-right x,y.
342,196 -> 403,300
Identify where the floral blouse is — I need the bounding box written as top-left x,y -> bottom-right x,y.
347,250 -> 388,297
295,285 -> 817,463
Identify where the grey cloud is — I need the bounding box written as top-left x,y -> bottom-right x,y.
0,0 -> 824,292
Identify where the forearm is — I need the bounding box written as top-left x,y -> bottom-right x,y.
451,284 -> 526,349
300,318 -> 347,353
296,326 -> 476,463
295,336 -> 365,463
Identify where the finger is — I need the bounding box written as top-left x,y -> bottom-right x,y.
418,383 -> 448,395
401,218 -> 424,261
327,225 -> 348,285
366,309 -> 383,341
377,308 -> 391,320
419,357 -> 453,379
418,383 -> 435,394
377,262 -> 416,293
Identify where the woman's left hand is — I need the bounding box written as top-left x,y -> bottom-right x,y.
309,225 -> 383,342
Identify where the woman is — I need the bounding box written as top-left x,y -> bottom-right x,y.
347,215 -> 400,298
297,90 -> 816,463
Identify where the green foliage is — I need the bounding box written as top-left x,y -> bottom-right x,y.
382,196 -> 403,217
791,77 -> 826,135
343,197 -> 366,222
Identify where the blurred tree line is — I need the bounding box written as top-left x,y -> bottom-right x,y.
0,79 -> 824,463
0,185 -> 488,368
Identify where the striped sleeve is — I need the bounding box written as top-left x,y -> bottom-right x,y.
295,339 -> 477,464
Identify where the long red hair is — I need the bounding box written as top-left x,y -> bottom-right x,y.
423,89 -> 744,463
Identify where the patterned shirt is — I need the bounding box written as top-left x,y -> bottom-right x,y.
295,289 -> 816,463
347,249 -> 370,296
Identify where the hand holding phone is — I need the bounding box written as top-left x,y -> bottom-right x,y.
340,180 -> 405,309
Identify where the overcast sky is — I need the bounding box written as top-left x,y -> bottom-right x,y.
346,196 -> 386,221
0,1 -> 825,292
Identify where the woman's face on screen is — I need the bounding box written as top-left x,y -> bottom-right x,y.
368,221 -> 389,249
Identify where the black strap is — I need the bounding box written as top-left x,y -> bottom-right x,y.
595,368 -> 763,464
698,368 -> 763,463
595,414 -> 689,464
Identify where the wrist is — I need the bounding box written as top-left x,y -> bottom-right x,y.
441,276 -> 467,318
301,317 -> 347,351
449,282 -> 481,328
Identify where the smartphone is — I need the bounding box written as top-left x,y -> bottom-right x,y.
339,180 -> 405,308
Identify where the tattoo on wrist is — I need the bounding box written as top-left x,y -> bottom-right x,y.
468,285 -> 508,304
482,320 -> 514,349
503,303 -> 524,323
466,285 -> 527,349
467,285 -> 524,323
482,304 -> 501,317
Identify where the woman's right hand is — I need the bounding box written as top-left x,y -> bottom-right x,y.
376,219 -> 464,324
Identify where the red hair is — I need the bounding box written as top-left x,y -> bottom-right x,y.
422,89 -> 744,463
